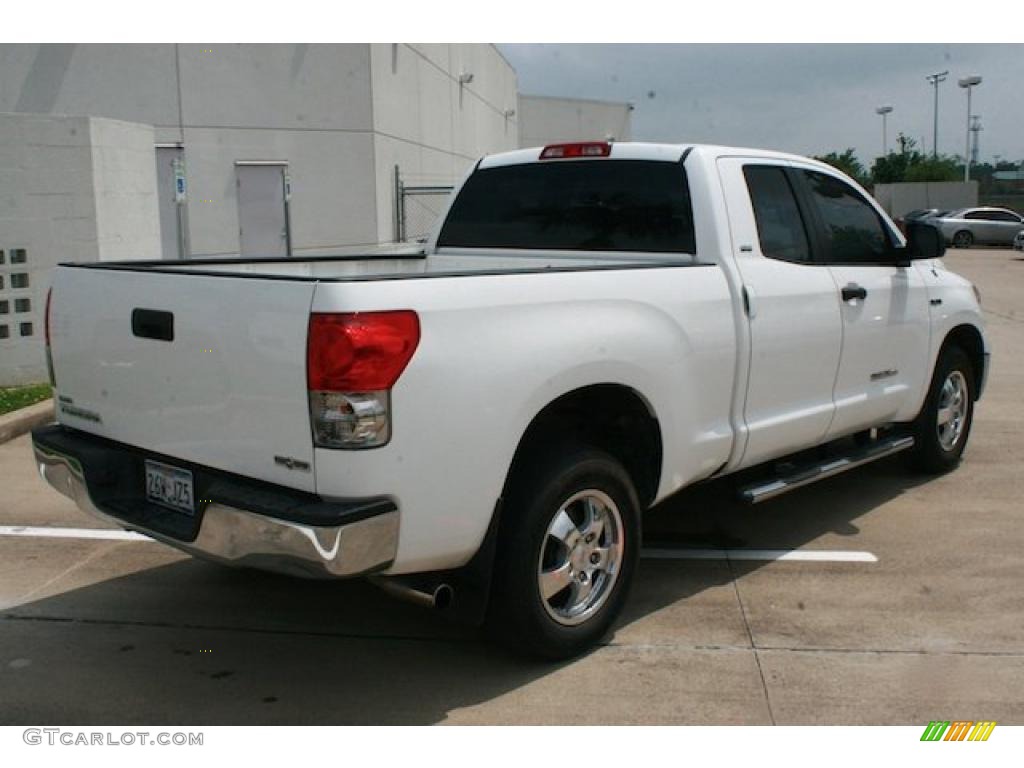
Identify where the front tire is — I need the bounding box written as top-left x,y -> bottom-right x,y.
488,447 -> 641,660
909,345 -> 975,474
953,230 -> 974,248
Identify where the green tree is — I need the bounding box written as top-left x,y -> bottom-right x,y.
814,149 -> 869,187
870,133 -> 961,184
871,151 -> 913,184
904,156 -> 960,182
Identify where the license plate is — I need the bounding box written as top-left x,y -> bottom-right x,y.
144,460 -> 194,515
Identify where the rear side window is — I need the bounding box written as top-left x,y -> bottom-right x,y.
965,210 -> 992,220
438,160 -> 696,253
802,170 -> 892,263
744,166 -> 811,262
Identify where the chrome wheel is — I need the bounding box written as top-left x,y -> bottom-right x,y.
936,370 -> 968,452
537,489 -> 624,627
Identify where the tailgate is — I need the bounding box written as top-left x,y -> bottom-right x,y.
49,267 -> 317,492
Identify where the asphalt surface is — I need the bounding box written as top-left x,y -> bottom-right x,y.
1,248 -> 1022,725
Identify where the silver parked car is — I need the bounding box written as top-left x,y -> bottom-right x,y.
933,207 -> 1024,248
1015,229 -> 1024,252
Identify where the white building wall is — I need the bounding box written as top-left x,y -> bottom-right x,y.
369,44 -> 519,242
90,118 -> 162,261
0,113 -> 159,384
518,94 -> 633,149
1,44 -> 518,254
0,45 -> 181,142
172,44 -> 379,255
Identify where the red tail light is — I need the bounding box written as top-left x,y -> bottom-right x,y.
307,311 -> 420,391
540,142 -> 611,160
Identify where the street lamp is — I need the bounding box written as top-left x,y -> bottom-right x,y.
926,70 -> 949,158
958,75 -> 982,181
875,105 -> 893,156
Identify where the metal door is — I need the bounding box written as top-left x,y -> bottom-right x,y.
155,147 -> 187,259
236,163 -> 290,258
717,157 -> 843,468
792,166 -> 931,438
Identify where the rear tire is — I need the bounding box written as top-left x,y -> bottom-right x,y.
488,446 -> 641,660
908,345 -> 975,474
952,230 -> 973,248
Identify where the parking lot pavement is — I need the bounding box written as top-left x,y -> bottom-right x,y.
2,249 -> 1023,725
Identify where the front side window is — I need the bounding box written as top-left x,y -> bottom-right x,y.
802,171 -> 892,263
744,165 -> 811,262
437,160 -> 696,253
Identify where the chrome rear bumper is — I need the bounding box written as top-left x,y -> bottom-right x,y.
33,432 -> 399,579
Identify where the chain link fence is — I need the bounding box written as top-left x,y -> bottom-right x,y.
394,167 -> 455,243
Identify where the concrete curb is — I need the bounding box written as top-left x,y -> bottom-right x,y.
0,398 -> 55,445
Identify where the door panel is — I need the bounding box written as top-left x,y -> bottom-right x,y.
792,166 -> 931,436
825,265 -> 930,435
718,158 -> 842,468
972,213 -> 1001,244
237,164 -> 289,258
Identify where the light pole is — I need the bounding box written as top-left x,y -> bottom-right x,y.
875,106 -> 893,156
926,70 -> 949,158
958,75 -> 982,181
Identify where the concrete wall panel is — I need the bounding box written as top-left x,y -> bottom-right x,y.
176,44 -> 373,132
0,113 -> 158,384
518,94 -> 633,148
181,127 -> 378,257
0,45 -> 182,138
873,181 -> 979,217
89,118 -> 161,261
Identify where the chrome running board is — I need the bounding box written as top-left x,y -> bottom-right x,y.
738,435 -> 915,504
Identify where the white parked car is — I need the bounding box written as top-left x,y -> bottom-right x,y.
932,206 -> 1024,248
33,142 -> 989,658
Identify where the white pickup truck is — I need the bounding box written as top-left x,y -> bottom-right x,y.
33,142 -> 989,658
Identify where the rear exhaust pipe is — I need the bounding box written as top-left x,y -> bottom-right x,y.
370,577 -> 454,611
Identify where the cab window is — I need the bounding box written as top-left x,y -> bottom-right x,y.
438,160 -> 696,253
801,170 -> 893,263
743,165 -> 811,263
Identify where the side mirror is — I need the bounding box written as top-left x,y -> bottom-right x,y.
905,220 -> 946,260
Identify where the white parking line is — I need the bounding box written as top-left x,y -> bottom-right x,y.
0,527 -> 877,563
642,548 -> 877,563
0,525 -> 152,542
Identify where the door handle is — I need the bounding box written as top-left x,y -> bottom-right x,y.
841,284 -> 868,302
132,308 -> 174,342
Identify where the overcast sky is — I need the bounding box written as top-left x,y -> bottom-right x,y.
500,44 -> 1024,165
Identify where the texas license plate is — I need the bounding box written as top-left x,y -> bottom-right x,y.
144,460 -> 194,515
